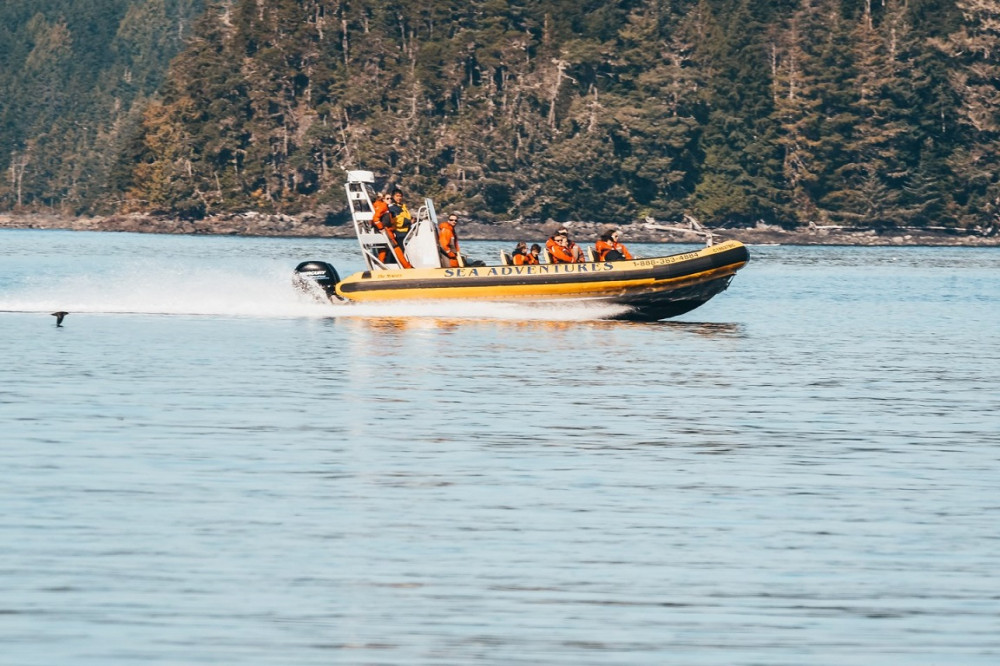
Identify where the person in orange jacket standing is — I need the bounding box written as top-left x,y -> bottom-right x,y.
438,213 -> 461,267
595,229 -> 634,261
371,191 -> 412,268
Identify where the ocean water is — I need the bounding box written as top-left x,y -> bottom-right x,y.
1,229 -> 998,665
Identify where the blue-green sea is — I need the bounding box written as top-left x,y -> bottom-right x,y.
2,230 -> 998,665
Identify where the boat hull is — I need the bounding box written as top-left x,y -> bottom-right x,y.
332,240 -> 749,320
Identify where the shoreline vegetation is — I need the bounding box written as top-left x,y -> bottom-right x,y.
2,212 -> 998,247
4,2 -> 1000,235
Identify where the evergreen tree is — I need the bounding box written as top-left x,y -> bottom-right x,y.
692,0 -> 784,226
612,0 -> 703,221
934,0 -> 1000,230
772,0 -> 828,223
0,0 -> 204,212
895,0 -> 963,227
823,0 -> 915,228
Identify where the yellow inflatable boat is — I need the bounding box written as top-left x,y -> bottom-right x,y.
293,171 -> 749,321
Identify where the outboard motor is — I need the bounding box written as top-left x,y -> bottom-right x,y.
293,261 -> 343,302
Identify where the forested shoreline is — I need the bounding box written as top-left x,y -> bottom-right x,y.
2,0 -> 999,234
4,211 -> 998,247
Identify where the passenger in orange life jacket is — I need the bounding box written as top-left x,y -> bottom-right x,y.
595,229 -> 634,262
511,241 -> 528,265
546,227 -> 584,263
548,230 -> 584,263
371,191 -> 412,269
513,242 -> 540,265
545,227 -> 566,260
438,213 -> 461,267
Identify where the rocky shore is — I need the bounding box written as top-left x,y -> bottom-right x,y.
2,211 -> 998,247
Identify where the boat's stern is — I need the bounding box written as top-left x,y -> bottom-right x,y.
293,261 -> 343,303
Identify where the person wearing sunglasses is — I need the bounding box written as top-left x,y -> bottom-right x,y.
548,231 -> 584,264
439,214 -> 462,267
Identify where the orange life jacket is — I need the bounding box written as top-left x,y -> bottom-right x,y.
547,236 -> 583,263
371,199 -> 411,268
549,242 -> 579,264
438,221 -> 460,267
595,240 -> 633,261
371,199 -> 390,229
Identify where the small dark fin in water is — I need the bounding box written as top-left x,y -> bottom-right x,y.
51,311 -> 68,326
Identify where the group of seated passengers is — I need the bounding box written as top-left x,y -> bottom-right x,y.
512,227 -> 633,265
372,190 -> 634,268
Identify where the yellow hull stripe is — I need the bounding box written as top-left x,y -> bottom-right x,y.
335,240 -> 748,303
338,264 -> 742,303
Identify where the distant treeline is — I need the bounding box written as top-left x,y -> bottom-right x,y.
1,0 -> 998,229
0,1 -> 204,214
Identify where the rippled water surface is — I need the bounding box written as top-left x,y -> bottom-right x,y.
2,230 -> 998,664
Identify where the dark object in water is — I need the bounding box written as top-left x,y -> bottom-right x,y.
51,311 -> 68,326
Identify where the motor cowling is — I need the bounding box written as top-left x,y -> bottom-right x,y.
293,260 -> 343,302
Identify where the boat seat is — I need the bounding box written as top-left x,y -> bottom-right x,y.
585,247 -> 596,262
499,250 -> 512,266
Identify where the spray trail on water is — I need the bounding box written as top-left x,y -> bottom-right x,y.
0,262 -> 630,321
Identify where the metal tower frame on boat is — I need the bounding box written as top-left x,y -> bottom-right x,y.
343,170 -> 444,271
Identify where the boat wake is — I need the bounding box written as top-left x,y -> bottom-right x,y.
0,263 -> 631,321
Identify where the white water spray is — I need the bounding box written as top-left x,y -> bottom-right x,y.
1,259 -> 630,321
